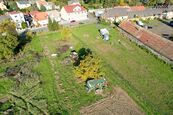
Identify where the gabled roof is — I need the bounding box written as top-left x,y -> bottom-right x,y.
63,4 -> 86,13
17,1 -> 30,4
119,21 -> 173,61
30,11 -> 48,21
8,11 -> 22,15
37,0 -> 47,5
103,5 -> 173,18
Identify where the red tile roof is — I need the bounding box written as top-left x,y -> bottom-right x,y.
119,21 -> 173,61
128,5 -> 145,11
63,4 -> 86,13
8,11 -> 21,15
37,0 -> 47,5
30,11 -> 48,21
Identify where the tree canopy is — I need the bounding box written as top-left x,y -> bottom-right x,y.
0,20 -> 18,59
48,17 -> 60,31
74,49 -> 105,82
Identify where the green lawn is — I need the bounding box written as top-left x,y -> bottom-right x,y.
1,23 -> 173,114
72,24 -> 173,114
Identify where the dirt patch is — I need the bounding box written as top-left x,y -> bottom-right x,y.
80,87 -> 144,115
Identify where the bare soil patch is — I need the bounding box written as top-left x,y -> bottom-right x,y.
80,87 -> 144,115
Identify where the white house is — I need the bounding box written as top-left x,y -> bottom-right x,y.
30,11 -> 48,27
162,11 -> 173,19
60,4 -> 88,22
47,10 -> 61,22
16,1 -> 31,9
36,0 -> 53,11
9,11 -> 25,29
0,0 -> 7,10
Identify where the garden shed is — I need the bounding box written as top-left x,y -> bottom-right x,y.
99,28 -> 109,41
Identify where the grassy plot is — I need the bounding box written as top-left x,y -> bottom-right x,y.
1,23 -> 173,114
34,58 -> 59,114
31,31 -> 102,114
72,24 -> 173,114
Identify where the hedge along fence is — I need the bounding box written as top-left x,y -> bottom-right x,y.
117,26 -> 173,65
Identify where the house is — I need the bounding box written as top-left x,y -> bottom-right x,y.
0,0 -> 7,10
102,5 -> 173,23
8,11 -> 25,29
16,1 -> 31,9
119,21 -> 173,63
30,11 -> 48,26
36,0 -> 53,11
47,10 -> 61,22
28,0 -> 39,4
68,0 -> 80,5
102,7 -> 128,23
162,11 -> 173,19
60,4 -> 88,22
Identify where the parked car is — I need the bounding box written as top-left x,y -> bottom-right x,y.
136,20 -> 144,27
70,20 -> 76,23
170,21 -> 173,27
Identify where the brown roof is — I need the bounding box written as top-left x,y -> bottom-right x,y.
119,21 -> 173,61
30,11 -> 48,21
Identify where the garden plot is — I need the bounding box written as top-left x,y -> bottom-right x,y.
80,87 -> 144,115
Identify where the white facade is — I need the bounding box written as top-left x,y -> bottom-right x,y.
9,12 -> 25,29
16,2 -> 31,9
162,11 -> 173,19
47,10 -> 61,22
0,1 -> 7,10
60,6 -> 88,22
36,1 -> 52,10
33,19 -> 48,26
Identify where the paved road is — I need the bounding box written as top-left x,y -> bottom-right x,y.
17,13 -> 97,34
146,20 -> 173,40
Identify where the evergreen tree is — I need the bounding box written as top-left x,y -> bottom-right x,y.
40,5 -> 46,11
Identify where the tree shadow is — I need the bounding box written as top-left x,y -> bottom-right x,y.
78,48 -> 92,60
14,30 -> 34,54
73,48 -> 92,66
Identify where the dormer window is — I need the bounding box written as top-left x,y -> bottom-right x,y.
73,6 -> 81,12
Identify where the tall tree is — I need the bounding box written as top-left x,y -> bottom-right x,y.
0,20 -> 18,59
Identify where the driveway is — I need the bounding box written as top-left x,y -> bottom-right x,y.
146,20 -> 173,40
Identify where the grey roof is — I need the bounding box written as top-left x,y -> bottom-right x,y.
0,15 -> 10,22
17,1 -> 30,4
68,0 -> 79,5
103,5 -> 173,18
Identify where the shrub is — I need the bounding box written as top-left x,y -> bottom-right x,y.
74,49 -> 105,82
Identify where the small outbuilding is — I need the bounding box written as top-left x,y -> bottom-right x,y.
99,28 -> 109,41
86,78 -> 107,92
